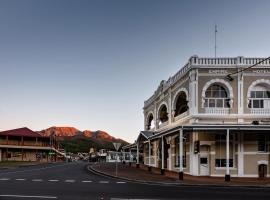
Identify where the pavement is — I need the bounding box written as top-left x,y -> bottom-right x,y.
0,161 -> 47,169
90,162 -> 270,187
0,161 -> 269,200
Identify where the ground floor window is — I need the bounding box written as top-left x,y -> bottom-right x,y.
258,134 -> 269,152
215,159 -> 233,167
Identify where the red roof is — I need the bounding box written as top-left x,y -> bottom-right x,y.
0,127 -> 43,138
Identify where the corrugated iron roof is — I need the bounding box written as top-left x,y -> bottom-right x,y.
0,127 -> 44,138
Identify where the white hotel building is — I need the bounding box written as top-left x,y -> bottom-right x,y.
126,56 -> 270,180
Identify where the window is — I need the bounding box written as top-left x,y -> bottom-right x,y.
215,159 -> 233,167
174,91 -> 188,117
159,104 -> 168,123
249,85 -> 270,109
204,84 -> 230,108
146,114 -> 154,130
200,158 -> 208,164
258,134 -> 268,152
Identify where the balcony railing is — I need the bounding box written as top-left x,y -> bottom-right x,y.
174,111 -> 189,122
205,108 -> 230,115
0,140 -> 51,147
158,121 -> 169,129
250,108 -> 270,115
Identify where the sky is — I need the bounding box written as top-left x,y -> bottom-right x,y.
0,0 -> 270,143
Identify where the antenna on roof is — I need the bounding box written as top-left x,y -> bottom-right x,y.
215,24 -> 217,58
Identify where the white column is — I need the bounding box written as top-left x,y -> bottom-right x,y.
168,88 -> 172,124
238,72 -> 244,123
129,150 -> 132,162
238,132 -> 244,176
161,136 -> 164,169
136,143 -> 139,164
226,129 -> 230,176
179,129 -> 183,172
148,140 -> 151,166
189,69 -> 198,115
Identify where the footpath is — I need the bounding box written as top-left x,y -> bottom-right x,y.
89,162 -> 270,187
0,161 -> 60,170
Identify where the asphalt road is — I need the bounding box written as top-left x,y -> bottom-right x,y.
0,162 -> 270,200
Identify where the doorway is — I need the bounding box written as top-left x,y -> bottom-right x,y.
200,145 -> 210,176
258,164 -> 267,178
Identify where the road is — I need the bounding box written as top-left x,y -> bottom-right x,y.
0,162 -> 269,200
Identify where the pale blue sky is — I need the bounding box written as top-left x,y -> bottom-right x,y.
0,0 -> 270,142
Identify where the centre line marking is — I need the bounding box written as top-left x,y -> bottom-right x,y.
82,180 -> 92,183
0,194 -> 58,199
32,179 -> 43,182
116,181 -> 126,184
48,180 -> 59,182
65,180 -> 75,183
99,181 -> 109,184
15,178 -> 26,181
0,178 -> 10,181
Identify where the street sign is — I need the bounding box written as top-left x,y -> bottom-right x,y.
113,142 -> 121,151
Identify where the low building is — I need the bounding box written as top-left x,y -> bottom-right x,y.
0,127 -> 64,162
125,56 -> 270,180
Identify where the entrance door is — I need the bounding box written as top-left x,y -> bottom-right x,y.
258,164 -> 267,178
200,157 -> 209,176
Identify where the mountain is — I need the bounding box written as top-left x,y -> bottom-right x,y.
39,127 -> 79,137
38,126 -> 129,153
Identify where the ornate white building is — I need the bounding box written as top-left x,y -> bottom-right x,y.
124,56 -> 270,180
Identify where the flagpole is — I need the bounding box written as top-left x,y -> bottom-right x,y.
215,25 -> 217,58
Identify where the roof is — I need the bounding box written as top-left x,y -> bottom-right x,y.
149,124 -> 270,140
0,127 -> 43,138
141,131 -> 155,138
122,143 -> 137,149
136,131 -> 156,142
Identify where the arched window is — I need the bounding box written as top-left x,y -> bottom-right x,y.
159,104 -> 168,123
204,84 -> 230,108
174,91 -> 189,117
146,113 -> 154,130
248,84 -> 270,109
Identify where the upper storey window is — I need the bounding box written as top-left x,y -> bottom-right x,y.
159,104 -> 168,124
248,85 -> 270,109
174,91 -> 189,117
204,84 -> 230,108
146,113 -> 154,130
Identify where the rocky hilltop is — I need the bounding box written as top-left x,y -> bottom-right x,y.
38,126 -> 128,152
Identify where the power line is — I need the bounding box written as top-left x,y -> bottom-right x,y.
225,56 -> 270,81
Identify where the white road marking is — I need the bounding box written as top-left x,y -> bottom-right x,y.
111,199 -> 159,200
0,194 -> 57,199
15,178 -> 26,181
116,181 -> 126,184
99,181 -> 109,184
0,178 -> 10,181
48,179 -> 59,182
65,179 -> 75,183
32,179 -> 43,182
82,180 -> 92,183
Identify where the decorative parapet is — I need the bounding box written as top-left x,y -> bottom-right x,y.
144,56 -> 270,108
